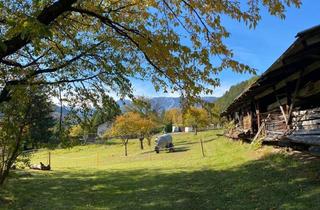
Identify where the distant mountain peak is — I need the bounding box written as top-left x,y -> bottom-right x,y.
117,96 -> 217,112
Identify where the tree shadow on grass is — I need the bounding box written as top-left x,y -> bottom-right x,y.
140,146 -> 190,155
173,146 -> 190,153
1,153 -> 320,210
175,137 -> 218,147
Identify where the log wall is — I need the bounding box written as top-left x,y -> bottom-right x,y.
261,111 -> 287,141
288,108 -> 320,145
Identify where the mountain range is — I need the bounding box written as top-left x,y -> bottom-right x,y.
117,96 -> 218,112
52,96 -> 218,118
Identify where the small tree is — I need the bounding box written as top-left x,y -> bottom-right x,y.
184,107 -> 210,135
164,108 -> 183,127
108,112 -> 157,154
108,112 -> 141,156
137,118 -> 157,149
124,97 -> 158,148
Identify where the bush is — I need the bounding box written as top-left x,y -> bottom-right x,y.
15,152 -> 31,169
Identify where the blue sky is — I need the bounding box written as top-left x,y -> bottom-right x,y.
131,0 -> 320,98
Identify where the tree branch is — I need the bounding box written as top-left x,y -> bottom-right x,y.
0,0 -> 78,59
70,7 -> 182,90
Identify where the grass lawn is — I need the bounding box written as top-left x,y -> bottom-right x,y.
1,130 -> 320,209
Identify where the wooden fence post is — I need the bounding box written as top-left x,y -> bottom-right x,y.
200,138 -> 205,157
48,152 -> 51,166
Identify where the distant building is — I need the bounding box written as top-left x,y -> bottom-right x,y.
172,125 -> 194,133
97,121 -> 112,138
172,125 -> 181,132
184,127 -> 193,132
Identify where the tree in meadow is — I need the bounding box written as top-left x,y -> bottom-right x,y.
184,107 -> 210,135
108,112 -> 141,156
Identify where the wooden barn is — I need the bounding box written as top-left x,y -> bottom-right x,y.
222,25 -> 320,148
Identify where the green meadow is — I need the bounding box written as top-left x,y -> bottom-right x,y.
1,130 -> 320,210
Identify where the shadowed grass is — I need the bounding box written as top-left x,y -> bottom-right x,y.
1,130 -> 320,209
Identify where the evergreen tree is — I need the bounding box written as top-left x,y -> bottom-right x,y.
25,87 -> 56,148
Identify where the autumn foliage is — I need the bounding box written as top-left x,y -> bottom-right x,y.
107,112 -> 157,155
184,107 -> 210,135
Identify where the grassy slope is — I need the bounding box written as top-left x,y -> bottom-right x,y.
1,130 -> 320,210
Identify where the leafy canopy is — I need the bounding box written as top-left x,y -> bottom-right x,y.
164,108 -> 183,126
184,107 -> 209,129
0,0 -> 301,105
109,112 -> 156,139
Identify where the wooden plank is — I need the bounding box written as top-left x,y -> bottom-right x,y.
292,114 -> 320,122
292,129 -> 320,135
255,102 -> 261,130
251,121 -> 266,144
301,119 -> 320,125
288,70 -> 304,124
274,93 -> 288,125
266,131 -> 286,135
279,106 -> 288,125
287,135 -> 320,146
251,114 -> 270,144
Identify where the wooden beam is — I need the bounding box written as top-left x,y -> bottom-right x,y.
255,102 -> 261,130
274,89 -> 288,125
287,70 -> 304,125
251,114 -> 270,144
292,130 -> 320,135
287,135 -> 320,146
251,121 -> 266,144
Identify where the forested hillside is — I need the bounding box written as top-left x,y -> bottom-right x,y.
215,76 -> 258,113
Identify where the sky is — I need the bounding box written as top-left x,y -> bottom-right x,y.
130,0 -> 320,98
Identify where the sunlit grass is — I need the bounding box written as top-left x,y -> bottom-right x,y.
1,130 -> 320,210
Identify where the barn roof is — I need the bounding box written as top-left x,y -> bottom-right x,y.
221,25 -> 320,116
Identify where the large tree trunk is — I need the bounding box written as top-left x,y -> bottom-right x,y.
194,126 -> 198,135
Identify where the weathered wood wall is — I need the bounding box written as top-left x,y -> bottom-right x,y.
243,112 -> 252,131
288,108 -> 320,145
261,111 -> 287,141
